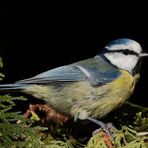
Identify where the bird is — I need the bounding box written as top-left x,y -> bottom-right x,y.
0,38 -> 147,132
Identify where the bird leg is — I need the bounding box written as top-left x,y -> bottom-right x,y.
86,117 -> 115,138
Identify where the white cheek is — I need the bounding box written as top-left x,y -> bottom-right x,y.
104,53 -> 138,72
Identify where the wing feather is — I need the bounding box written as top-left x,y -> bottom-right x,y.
16,65 -> 85,84
16,56 -> 120,87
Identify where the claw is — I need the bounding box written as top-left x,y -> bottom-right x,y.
86,117 -> 115,139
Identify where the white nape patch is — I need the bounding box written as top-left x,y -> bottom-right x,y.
76,65 -> 91,78
105,42 -> 142,54
104,52 -> 139,73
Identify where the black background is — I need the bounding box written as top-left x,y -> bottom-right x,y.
0,2 -> 148,106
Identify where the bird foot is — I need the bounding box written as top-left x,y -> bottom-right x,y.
87,117 -> 116,139
92,122 -> 116,135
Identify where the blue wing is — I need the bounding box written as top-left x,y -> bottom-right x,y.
16,55 -> 120,86
16,65 -> 86,84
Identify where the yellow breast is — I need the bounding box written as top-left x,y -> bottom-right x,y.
89,70 -> 139,118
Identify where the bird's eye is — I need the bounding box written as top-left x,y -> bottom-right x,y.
122,49 -> 130,55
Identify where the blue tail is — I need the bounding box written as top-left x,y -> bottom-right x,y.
0,83 -> 27,91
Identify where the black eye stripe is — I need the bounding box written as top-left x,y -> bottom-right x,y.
115,49 -> 138,56
102,48 -> 139,56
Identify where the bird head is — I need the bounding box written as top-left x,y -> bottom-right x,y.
101,38 -> 148,74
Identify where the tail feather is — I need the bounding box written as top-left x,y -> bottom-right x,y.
0,83 -> 27,91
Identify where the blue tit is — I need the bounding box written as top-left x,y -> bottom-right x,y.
0,38 -> 147,126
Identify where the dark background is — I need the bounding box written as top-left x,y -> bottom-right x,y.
0,2 -> 148,106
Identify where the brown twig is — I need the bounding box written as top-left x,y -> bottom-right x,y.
24,104 -> 69,125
